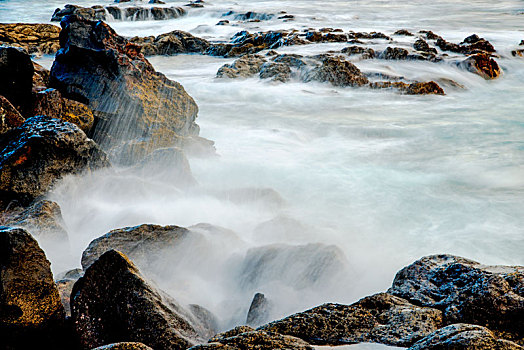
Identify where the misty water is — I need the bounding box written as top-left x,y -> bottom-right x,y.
1,0 -> 523,333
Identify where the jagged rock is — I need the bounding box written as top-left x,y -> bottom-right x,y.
72,249 -> 212,349
259,62 -> 291,82
50,16 -> 200,150
0,226 -> 66,348
436,35 -> 495,55
0,95 -> 24,135
394,29 -> 414,36
388,254 -> 524,342
0,46 -> 33,114
408,324 -> 524,350
370,81 -> 445,95
130,30 -> 211,56
350,31 -> 391,40
191,329 -> 313,350
52,4 -> 107,22
341,46 -> 375,59
380,47 -> 409,60
91,343 -> 154,350
460,53 -> 501,79
260,292 -> 443,347
0,23 -> 61,56
222,11 -> 274,21
32,62 -> 50,91
420,30 -> 441,40
246,293 -> 272,327
217,54 -> 267,78
30,88 -> 94,132
413,39 -> 437,54
0,116 -> 109,206
105,6 -> 186,21
304,56 -> 369,87
55,268 -> 84,317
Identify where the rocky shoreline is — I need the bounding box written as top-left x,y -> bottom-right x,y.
1,6 -> 523,350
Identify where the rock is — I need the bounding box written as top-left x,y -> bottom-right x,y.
436,35 -> 495,55
217,54 -> 267,78
0,95 -> 25,135
350,31 -> 391,40
394,29 -> 414,36
0,226 -> 66,348
388,255 -> 524,342
191,329 -> 313,350
260,292 -> 443,347
413,39 -> 437,54
246,293 -> 272,327
188,304 -> 219,337
216,20 -> 230,25
370,81 -> 445,95
92,343 -> 154,350
341,46 -> 375,59
130,30 -> 211,56
81,224 -> 190,269
0,46 -> 33,114
72,249 -> 211,349
30,88 -> 95,132
50,16 -> 200,151
0,116 -> 109,206
32,61 -> 51,91
304,56 -> 369,87
460,53 -> 502,79
52,4 -> 107,22
259,62 -> 292,82
408,324 -> 524,350
0,23 -> 61,56
272,54 -> 306,68
223,11 -> 274,21
56,278 -> 75,317
380,47 -> 409,60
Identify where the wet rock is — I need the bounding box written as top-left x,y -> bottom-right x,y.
400,81 -> 445,95
380,47 -> 409,60
32,61 -> 51,91
247,293 -> 272,327
92,343 -> 154,350
217,54 -> 267,78
272,54 -> 306,68
72,249 -> 211,349
413,39 -> 437,54
52,4 -> 107,22
56,278 -> 75,317
0,46 -> 34,114
394,29 -> 414,36
408,324 -> 524,350
260,292 -> 443,347
223,11 -> 274,21
436,35 -> 495,55
53,4 -> 186,22
388,254 -> 524,341
191,329 -> 313,350
341,46 -> 376,59
130,30 -> 211,56
0,23 -> 61,56
50,16 -> 200,150
350,31 -> 391,40
278,14 -> 295,20
420,30 -> 441,40
217,20 -> 230,26
31,88 -> 94,132
304,56 -> 369,87
460,53 -> 501,79
0,95 -> 25,135
259,62 -> 292,82
0,226 -> 65,348
0,116 -> 109,205
188,304 -> 219,337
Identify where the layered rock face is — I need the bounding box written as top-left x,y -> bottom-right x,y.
0,23 -> 61,56
50,16 -> 200,154
72,249 -> 213,350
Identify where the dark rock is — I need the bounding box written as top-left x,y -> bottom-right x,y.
351,31 -> 391,40
0,116 -> 109,206
304,56 -> 369,87
217,54 -> 267,78
341,46 -> 375,59
32,61 -> 51,91
0,23 -> 61,56
272,54 -> 306,68
388,255 -> 523,342
394,29 -> 414,36
92,343 -> 154,350
512,49 -> 524,57
260,292 -> 443,347
460,53 -> 501,79
380,47 -> 409,60
150,7 -> 187,20
278,15 -> 295,20
0,46 -> 34,114
223,11 -> 274,21
0,95 -> 25,135
413,39 -> 437,54
51,4 -> 107,22
247,293 -> 272,327
374,81 -> 445,95
130,30 -> 211,56
420,31 -> 441,40
50,16 -> 200,150
53,4 -> 185,22
462,34 -> 481,44
216,20 -> 229,25
190,329 -> 313,350
259,62 -> 292,82
30,88 -> 94,132
0,226 -> 66,348
72,249 -> 212,349
436,36 -> 495,55
56,278 -> 75,317
408,324 -> 524,350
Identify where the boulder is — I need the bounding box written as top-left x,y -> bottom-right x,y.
92,343 -> 154,350
408,324 -> 524,350
436,35 -> 495,55
380,47 -> 409,60
190,328 -> 313,350
0,226 -> 65,348
460,53 -> 502,79
52,4 -> 107,22
259,62 -> 292,82
50,16 -> 200,152
130,30 -> 210,56
341,46 -> 376,59
260,292 -> 443,347
0,23 -> 61,56
394,29 -> 414,36
0,95 -> 25,135
72,249 -> 212,349
0,46 -> 33,114
370,81 -> 445,95
0,116 -> 109,206
31,88 -> 95,132
413,39 -> 437,54
304,56 -> 369,87
388,254 -> 524,341
246,293 -> 272,327
217,54 -> 267,78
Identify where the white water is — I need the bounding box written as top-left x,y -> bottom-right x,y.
1,0 -> 523,332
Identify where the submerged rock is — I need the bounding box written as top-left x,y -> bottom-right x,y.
72,249 -> 212,349
50,16 -> 200,151
460,53 -> 502,79
388,254 -> 524,342
408,324 -> 524,350
260,292 -> 443,347
0,23 -> 61,56
304,56 -> 369,87
0,226 -> 66,348
0,116 -> 109,206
